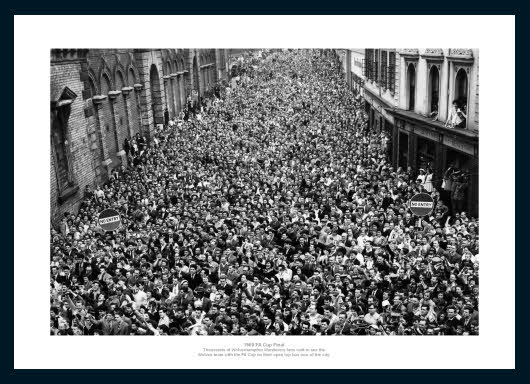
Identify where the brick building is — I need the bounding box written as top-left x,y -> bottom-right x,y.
50,48 -> 229,224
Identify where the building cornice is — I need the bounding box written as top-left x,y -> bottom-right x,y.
447,48 -> 474,64
398,48 -> 419,58
421,48 -> 445,61
386,107 -> 479,144
363,86 -> 394,109
51,49 -> 89,63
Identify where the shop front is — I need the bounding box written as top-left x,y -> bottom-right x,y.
387,108 -> 478,216
442,133 -> 479,217
398,131 -> 409,169
397,119 -> 443,181
415,127 -> 441,173
364,88 -> 394,135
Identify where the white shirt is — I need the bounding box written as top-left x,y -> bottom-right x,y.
276,268 -> 293,282
364,312 -> 381,325
133,290 -> 147,308
447,106 -> 463,127
423,173 -> 434,192
355,253 -> 365,265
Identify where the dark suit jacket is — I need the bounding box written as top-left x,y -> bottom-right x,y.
444,317 -> 463,335
186,273 -> 203,290
461,317 -> 477,332
367,288 -> 383,302
95,319 -> 121,335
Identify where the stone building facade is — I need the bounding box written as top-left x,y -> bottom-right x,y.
349,49 -> 365,96
334,49 -> 366,96
362,48 -> 479,216
336,49 -> 352,88
50,48 -> 229,224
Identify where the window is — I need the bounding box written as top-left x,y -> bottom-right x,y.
50,87 -> 78,202
381,50 -> 388,90
388,51 -> 396,95
364,49 -> 372,80
361,58 -> 365,80
407,63 -> 416,111
374,49 -> 379,84
455,68 -> 469,107
51,107 -> 72,193
428,65 -> 440,116
454,68 -> 469,128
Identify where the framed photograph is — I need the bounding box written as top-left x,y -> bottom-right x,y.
12,9 -> 517,375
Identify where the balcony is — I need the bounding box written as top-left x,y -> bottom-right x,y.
386,108 -> 478,141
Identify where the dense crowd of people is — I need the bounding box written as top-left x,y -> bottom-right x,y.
50,49 -> 479,336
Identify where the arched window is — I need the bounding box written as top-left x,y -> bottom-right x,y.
51,105 -> 73,193
407,63 -> 416,111
428,65 -> 440,115
454,68 -> 469,129
455,68 -> 468,109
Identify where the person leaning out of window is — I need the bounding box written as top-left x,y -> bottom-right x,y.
445,100 -> 467,129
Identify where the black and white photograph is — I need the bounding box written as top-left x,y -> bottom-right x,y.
49,47 -> 480,336
13,13 -> 516,370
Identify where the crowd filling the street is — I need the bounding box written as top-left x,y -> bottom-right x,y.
50,49 -> 479,336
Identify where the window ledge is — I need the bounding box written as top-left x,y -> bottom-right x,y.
58,184 -> 79,204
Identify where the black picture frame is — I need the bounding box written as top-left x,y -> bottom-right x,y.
6,2 -> 524,382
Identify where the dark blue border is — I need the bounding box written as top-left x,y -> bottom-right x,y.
8,1 -> 524,383
5,1 -> 522,15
